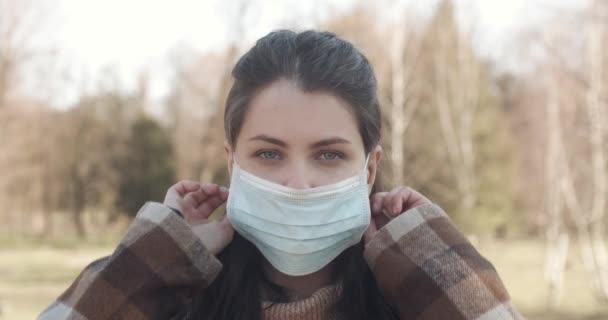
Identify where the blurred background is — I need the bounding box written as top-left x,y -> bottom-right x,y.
1,0 -> 607,319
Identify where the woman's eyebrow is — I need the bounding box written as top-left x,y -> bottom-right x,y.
248,134 -> 288,147
310,137 -> 351,148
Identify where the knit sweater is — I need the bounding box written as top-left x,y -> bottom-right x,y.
39,202 -> 524,320
262,285 -> 339,320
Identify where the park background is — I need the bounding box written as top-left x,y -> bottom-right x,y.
1,0 -> 608,319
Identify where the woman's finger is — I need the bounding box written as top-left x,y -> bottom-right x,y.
196,195 -> 226,219
185,184 -> 227,207
185,183 -> 214,203
199,183 -> 220,197
401,187 -> 431,210
382,187 -> 402,217
219,187 -> 229,201
370,192 -> 387,216
391,186 -> 410,216
366,187 -> 432,240
183,193 -> 200,211
190,183 -> 218,204
173,180 -> 202,197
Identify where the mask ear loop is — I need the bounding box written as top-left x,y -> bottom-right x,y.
363,154 -> 371,179
232,152 -> 242,171
229,154 -> 240,183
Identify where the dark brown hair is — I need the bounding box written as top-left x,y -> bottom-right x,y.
180,30 -> 396,320
224,30 -> 381,154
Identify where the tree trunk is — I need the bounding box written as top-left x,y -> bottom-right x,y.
585,1 -> 608,300
543,53 -> 567,306
390,28 -> 406,186
72,201 -> 86,239
71,176 -> 87,239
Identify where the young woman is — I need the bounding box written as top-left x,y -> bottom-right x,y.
40,30 -> 523,320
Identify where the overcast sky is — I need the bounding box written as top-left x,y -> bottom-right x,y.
22,0 -> 588,109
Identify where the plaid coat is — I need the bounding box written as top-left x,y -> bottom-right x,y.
39,202 -> 524,320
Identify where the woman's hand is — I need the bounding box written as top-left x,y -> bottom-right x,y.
163,180 -> 233,256
364,186 -> 431,243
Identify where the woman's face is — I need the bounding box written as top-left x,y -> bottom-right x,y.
225,79 -> 381,190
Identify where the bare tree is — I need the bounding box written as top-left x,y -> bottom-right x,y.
427,1 -> 482,215
541,48 -> 570,305
0,0 -> 58,238
167,50 -> 235,184
0,0 -> 47,106
167,0 -> 252,185
388,15 -> 424,186
582,0 -> 608,300
537,0 -> 608,304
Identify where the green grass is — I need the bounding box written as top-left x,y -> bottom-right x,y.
0,239 -> 606,320
0,247 -> 113,320
476,238 -> 608,320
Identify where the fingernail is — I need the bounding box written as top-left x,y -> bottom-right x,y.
220,186 -> 228,193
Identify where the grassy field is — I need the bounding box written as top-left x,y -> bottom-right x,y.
1,238 -> 607,320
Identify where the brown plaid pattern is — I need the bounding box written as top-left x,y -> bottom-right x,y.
39,202 -> 222,320
365,204 -> 524,320
40,202 -> 523,319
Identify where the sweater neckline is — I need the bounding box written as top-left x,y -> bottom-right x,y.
261,285 -> 341,320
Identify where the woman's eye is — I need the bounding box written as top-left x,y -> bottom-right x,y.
318,151 -> 342,161
257,150 -> 281,160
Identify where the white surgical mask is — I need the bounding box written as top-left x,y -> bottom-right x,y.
226,156 -> 371,276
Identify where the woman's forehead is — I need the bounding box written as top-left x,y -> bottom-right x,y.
238,80 -> 363,147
